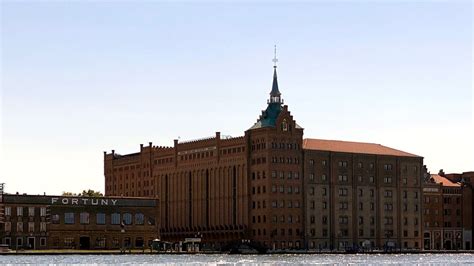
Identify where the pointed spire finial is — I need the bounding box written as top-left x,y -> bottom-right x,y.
272,44 -> 278,69
269,45 -> 281,103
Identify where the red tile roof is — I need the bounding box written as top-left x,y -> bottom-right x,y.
431,174 -> 460,187
303,138 -> 420,157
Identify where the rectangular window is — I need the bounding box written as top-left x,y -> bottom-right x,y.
80,212 -> 90,224
40,222 -> 47,232
28,222 -> 35,232
135,213 -> 145,225
17,222 -> 23,232
339,202 -> 348,210
95,213 -> 106,225
40,237 -> 47,247
111,213 -> 121,225
338,175 -> 348,182
5,207 -> 11,216
40,207 -> 46,217
5,222 -> 11,232
321,174 -> 327,181
123,213 -> 132,225
338,188 -> 348,196
28,207 -> 35,217
64,213 -> 75,224
17,207 -> 23,216
52,214 -> 60,224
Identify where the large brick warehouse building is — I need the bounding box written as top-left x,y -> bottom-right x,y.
104,62 -> 424,251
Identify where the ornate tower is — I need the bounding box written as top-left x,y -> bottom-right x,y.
245,48 -> 305,250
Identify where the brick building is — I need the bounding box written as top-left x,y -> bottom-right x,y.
303,139 -> 423,250
0,194 -> 159,250
422,170 -> 474,250
104,61 -> 424,250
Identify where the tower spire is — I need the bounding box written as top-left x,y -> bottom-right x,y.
269,45 -> 281,104
272,45 -> 278,69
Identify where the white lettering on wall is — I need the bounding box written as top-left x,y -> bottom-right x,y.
50,197 -> 121,206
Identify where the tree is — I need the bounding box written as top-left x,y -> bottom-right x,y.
61,189 -> 103,197
80,189 -> 103,197
62,191 -> 78,196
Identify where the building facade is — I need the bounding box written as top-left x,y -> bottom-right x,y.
0,194 -> 159,250
422,170 -> 474,250
104,63 -> 424,250
303,140 -> 423,250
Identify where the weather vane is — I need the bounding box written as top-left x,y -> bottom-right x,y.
272,45 -> 278,68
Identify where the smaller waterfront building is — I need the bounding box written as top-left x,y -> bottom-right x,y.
422,170 -> 469,250
0,193 -> 159,250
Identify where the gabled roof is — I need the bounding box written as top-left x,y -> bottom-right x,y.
303,138 -> 420,157
431,174 -> 461,187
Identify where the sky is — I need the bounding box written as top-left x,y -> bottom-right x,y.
1,1 -> 472,195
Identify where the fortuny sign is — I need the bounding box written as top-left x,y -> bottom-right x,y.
51,197 -> 118,206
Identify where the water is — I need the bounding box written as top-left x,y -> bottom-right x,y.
0,254 -> 473,265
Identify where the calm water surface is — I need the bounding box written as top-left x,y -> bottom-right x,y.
1,254 -> 473,265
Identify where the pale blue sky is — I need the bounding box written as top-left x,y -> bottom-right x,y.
1,1 -> 472,194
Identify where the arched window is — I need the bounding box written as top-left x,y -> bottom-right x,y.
135,213 -> 144,225
123,213 -> 132,225
282,119 -> 288,131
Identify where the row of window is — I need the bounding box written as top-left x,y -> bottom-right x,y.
309,216 -> 419,227
308,187 -> 419,199
271,157 -> 301,165
270,200 -> 301,208
4,237 -> 47,248
270,142 -> 300,150
50,212 -> 153,226
308,160 -> 418,172
180,151 -> 216,161
4,207 -> 47,217
271,171 -> 300,179
4,222 -> 47,233
271,185 -> 300,194
308,173 -> 417,185
308,200 -> 419,213
251,228 -> 302,239
251,157 -> 267,165
252,215 -> 302,224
